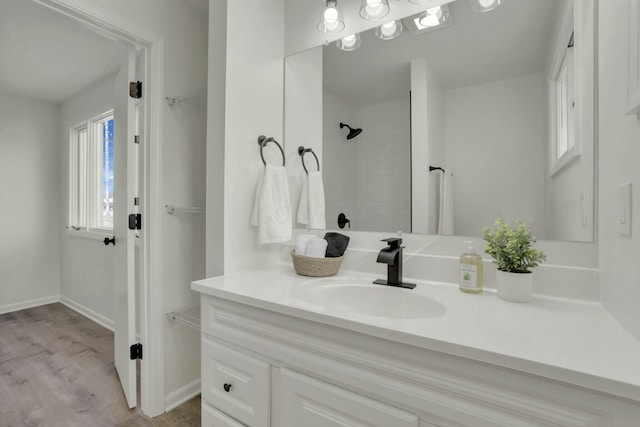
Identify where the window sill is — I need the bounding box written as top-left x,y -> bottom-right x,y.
549,147 -> 580,178
65,228 -> 113,241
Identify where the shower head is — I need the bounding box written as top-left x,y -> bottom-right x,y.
340,122 -> 363,140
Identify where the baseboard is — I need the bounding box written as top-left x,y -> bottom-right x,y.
0,295 -> 60,315
164,378 -> 201,412
60,296 -> 114,331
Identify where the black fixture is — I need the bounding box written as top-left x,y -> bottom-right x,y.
298,146 -> 320,174
338,213 -> 351,229
340,122 -> 363,140
429,165 -> 445,173
223,383 -> 232,392
103,236 -> 115,246
258,135 -> 285,166
374,238 -> 415,289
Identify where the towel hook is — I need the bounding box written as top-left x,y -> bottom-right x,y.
297,146 -> 320,174
257,135 -> 285,167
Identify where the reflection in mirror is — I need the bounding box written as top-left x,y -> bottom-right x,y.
285,0 -> 595,242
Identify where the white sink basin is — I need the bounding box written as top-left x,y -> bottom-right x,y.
293,278 -> 446,319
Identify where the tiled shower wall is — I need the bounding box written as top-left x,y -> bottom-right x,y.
324,91 -> 411,233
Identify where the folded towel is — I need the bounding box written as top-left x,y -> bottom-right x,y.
295,234 -> 315,255
437,172 -> 455,236
304,237 -> 328,258
250,163 -> 292,244
323,232 -> 349,258
297,171 -> 326,229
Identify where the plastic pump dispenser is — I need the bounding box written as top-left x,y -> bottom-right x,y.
459,241 -> 483,293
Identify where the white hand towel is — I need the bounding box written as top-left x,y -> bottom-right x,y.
250,163 -> 292,244
304,237 -> 328,258
297,171 -> 326,229
307,171 -> 326,229
297,174 -> 309,225
295,234 -> 315,255
437,172 -> 455,236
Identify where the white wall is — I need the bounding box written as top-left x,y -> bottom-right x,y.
222,0 -> 285,273
0,90 -> 61,313
543,0 -> 595,243
60,71 -> 119,326
354,97 -> 411,233
598,1 -> 640,340
60,0 -> 209,409
285,47 -> 323,224
445,73 -> 546,238
426,66 -> 446,234
323,90 -> 358,230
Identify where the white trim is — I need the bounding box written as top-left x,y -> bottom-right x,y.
0,295 -> 60,315
59,295 -> 115,331
31,0 -> 166,417
164,379 -> 201,412
627,0 -> 640,115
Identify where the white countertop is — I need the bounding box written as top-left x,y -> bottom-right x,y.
192,264 -> 640,402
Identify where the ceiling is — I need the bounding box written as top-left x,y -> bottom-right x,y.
0,0 -> 129,103
323,0 -> 564,107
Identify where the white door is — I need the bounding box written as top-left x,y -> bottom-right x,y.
113,49 -> 138,409
278,368 -> 419,427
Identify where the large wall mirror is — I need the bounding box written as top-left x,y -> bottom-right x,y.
285,0 -> 595,242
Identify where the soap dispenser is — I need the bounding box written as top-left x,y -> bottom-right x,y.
459,241 -> 483,293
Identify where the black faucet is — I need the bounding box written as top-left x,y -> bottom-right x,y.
373,238 -> 416,289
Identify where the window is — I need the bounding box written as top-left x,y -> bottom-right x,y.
549,39 -> 579,176
68,110 -> 114,234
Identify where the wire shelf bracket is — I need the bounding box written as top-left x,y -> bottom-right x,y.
166,306 -> 200,331
165,205 -> 206,214
165,87 -> 207,107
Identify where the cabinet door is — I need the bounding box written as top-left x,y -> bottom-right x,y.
202,403 -> 247,427
278,368 -> 419,427
202,338 -> 270,427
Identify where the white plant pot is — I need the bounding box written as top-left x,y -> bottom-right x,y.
496,270 -> 533,303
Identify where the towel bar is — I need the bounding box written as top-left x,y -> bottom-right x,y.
298,146 -> 320,174
258,135 -> 285,166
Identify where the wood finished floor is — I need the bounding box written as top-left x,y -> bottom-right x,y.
0,303 -> 200,427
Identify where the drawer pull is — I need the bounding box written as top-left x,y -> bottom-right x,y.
223,383 -> 232,392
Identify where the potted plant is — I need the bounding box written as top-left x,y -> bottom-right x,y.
483,219 -> 546,302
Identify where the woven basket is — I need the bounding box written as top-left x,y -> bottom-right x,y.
291,250 -> 344,277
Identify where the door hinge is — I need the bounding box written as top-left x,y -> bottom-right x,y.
129,81 -> 142,99
128,213 -> 142,230
130,343 -> 143,360
134,135 -> 140,144
134,197 -> 139,206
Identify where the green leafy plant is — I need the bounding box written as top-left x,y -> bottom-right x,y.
482,219 -> 546,273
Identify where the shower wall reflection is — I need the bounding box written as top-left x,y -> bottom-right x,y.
323,92 -> 411,232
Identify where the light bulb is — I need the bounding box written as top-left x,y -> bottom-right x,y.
324,6 -> 338,23
479,0 -> 496,8
365,0 -> 385,18
380,21 -> 397,37
342,34 -> 357,48
419,7 -> 443,27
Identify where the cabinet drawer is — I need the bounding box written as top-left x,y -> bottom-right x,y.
202,337 -> 270,427
202,403 -> 247,427
278,368 -> 419,427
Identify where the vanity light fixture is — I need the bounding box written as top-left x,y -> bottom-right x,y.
375,20 -> 403,40
417,5 -> 450,28
470,0 -> 502,13
318,0 -> 345,34
359,0 -> 390,21
336,33 -> 362,51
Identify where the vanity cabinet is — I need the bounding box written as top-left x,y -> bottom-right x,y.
198,294 -> 640,427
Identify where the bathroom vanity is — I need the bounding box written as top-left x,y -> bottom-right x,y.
192,265 -> 640,426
